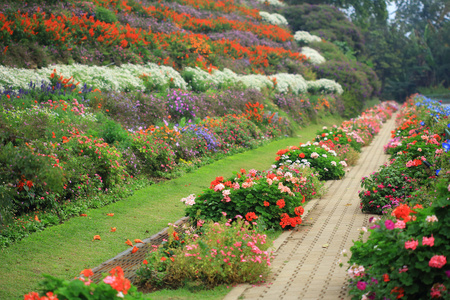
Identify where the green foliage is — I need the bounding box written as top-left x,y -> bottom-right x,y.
358,159 -> 420,214
94,6 -> 118,24
281,4 -> 365,53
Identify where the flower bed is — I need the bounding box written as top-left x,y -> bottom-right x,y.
347,94 -> 450,299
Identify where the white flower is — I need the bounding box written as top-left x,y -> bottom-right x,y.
340,161 -> 348,167
310,152 -> 319,159
294,31 -> 322,44
322,154 -> 327,158
331,161 -> 337,166
426,215 -> 439,222
259,11 -> 288,25
301,47 -> 326,64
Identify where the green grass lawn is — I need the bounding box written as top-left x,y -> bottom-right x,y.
0,115 -> 343,299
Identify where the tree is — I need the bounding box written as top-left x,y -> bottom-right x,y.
283,0 -> 390,27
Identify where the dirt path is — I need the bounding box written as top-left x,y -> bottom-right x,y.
224,114 -> 397,300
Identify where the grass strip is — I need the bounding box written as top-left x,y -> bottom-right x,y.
0,115 -> 343,299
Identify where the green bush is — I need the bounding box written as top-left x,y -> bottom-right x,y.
358,159 -> 420,214
95,6 -> 118,24
183,167 -> 321,230
315,127 -> 363,152
274,144 -> 346,180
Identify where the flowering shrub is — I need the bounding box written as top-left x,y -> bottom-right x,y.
183,167 -> 322,230
24,266 -> 144,299
259,11 -> 288,26
347,177 -> 449,299
315,126 -> 363,152
301,47 -> 326,65
358,159 -> 420,214
273,143 -> 346,180
294,31 -> 322,44
136,218 -> 273,289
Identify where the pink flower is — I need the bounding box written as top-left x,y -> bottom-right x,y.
214,183 -> 225,191
429,255 -> 447,268
426,215 -> 439,222
385,219 -> 395,230
405,239 -> 419,250
395,220 -> 406,229
356,281 -> 367,291
422,235 -> 434,247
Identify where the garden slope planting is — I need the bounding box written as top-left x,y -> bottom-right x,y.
0,117 -> 343,300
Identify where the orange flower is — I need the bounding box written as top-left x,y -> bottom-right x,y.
131,246 -> 138,253
125,239 -> 133,246
80,269 -> 94,277
92,235 -> 101,241
106,213 -> 114,217
80,214 -> 87,217
143,259 -> 148,265
161,257 -> 167,261
276,199 -> 285,209
110,227 -> 117,232
134,239 -> 144,244
34,215 -> 41,223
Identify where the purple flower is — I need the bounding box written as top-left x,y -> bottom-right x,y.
357,281 -> 367,291
370,225 -> 380,229
446,270 -> 450,278
384,219 -> 395,230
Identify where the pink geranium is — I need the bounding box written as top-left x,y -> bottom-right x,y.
429,255 -> 447,268
404,239 -> 418,250
422,235 -> 434,247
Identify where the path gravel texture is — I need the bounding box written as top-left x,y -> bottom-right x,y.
224,113 -> 397,300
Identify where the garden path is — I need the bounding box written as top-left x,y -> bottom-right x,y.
223,113 -> 397,300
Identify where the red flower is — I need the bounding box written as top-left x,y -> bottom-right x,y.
276,199 -> 285,209
299,153 -> 305,158
245,212 -> 258,221
383,273 -> 390,282
390,287 -> 405,299
294,206 -> 304,216
263,201 -> 270,207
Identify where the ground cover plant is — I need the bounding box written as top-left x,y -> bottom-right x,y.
346,94 -> 450,299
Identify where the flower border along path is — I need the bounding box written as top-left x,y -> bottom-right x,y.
224,113 -> 398,300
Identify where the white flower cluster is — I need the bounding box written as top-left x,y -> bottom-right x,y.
294,31 -> 322,44
0,64 -> 343,96
256,0 -> 286,7
270,73 -> 308,94
0,63 -> 187,92
301,47 -> 326,65
307,79 -> 343,95
259,11 -> 288,25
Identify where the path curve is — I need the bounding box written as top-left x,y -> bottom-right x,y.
224,113 -> 397,300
